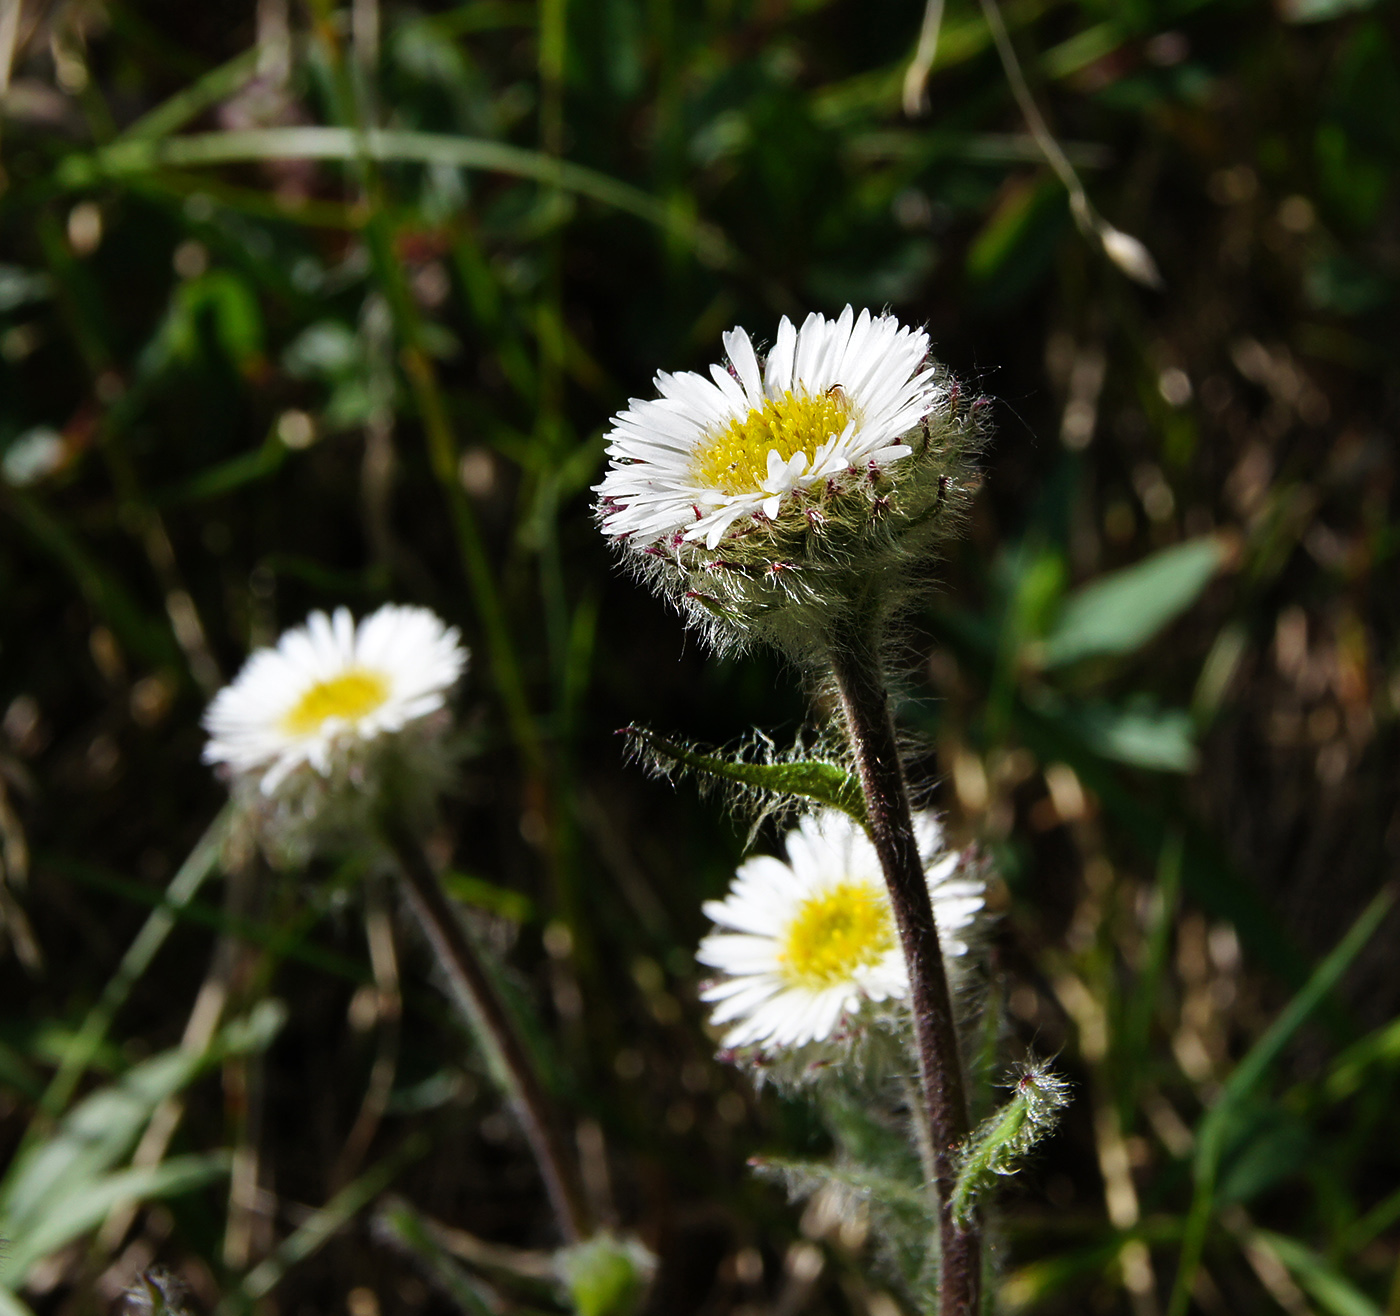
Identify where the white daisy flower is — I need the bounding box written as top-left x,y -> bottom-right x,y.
697,809 -> 984,1054
593,307 -> 987,656
599,306 -> 937,551
203,604 -> 467,794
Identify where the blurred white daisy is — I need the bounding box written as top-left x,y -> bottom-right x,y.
597,306 -> 939,551
697,809 -> 983,1053
204,604 -> 467,794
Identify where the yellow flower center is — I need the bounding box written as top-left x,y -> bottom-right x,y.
692,388 -> 853,495
281,669 -> 391,736
780,881 -> 895,988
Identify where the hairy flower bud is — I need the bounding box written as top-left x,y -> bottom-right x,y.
950,1061 -> 1070,1227
594,307 -> 989,658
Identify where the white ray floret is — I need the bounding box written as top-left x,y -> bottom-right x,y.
697,809 -> 984,1052
597,306 -> 941,551
203,604 -> 467,794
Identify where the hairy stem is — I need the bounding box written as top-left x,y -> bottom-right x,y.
826,622 -> 980,1316
384,820 -> 591,1243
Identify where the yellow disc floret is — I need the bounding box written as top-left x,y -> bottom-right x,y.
692,389 -> 854,495
281,669 -> 391,736
779,881 -> 895,988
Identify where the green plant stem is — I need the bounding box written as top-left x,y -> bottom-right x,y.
383,819 -> 591,1243
826,620 -> 980,1316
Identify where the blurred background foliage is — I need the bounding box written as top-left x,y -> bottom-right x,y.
0,0 -> 1398,1312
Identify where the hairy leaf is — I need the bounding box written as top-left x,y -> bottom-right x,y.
622,726 -> 867,828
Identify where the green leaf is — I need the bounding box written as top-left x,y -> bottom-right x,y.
1169,887 -> 1394,1316
58,128 -> 735,269
1216,1104 -> 1312,1204
238,1135 -> 429,1302
118,47 -> 262,141
1055,699 -> 1199,772
622,727 -> 866,828
2,1003 -> 284,1233
965,177 -> 1070,309
950,1064 -> 1070,1228
1324,1013 -> 1400,1102
1204,885 -> 1393,1145
1251,1230 -> 1384,1316
1,1048 -> 208,1228
372,1199 -> 499,1316
1,1155 -> 230,1286
441,870 -> 535,923
1038,537 -> 1226,669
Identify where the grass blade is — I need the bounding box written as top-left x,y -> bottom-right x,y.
1167,886 -> 1395,1316
234,1134 -> 429,1306
33,805 -> 232,1121
1252,1229 -> 1384,1316
59,128 -> 735,267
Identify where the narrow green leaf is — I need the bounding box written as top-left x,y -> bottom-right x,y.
1,1155 -> 230,1286
119,47 -> 262,141
950,1064 -> 1070,1228
2,1048 -> 208,1226
1324,1013 -> 1400,1102
3,1004 -> 283,1233
2,489 -> 180,671
1045,697 -> 1199,772
237,1135 -> 429,1304
441,870 -> 535,924
1039,537 -> 1226,668
556,1233 -> 656,1316
1168,887 -> 1394,1316
58,128 -> 734,268
34,805 -> 231,1120
1252,1230 -> 1383,1316
623,727 -> 867,828
372,1199 -> 499,1316
39,850 -> 369,982
1205,885 -> 1394,1145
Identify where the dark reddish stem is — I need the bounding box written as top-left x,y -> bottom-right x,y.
384,819 -> 591,1243
827,621 -> 981,1316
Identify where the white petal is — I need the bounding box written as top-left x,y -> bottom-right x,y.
721,326 -> 764,408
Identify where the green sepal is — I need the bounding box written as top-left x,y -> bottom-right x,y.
621,726 -> 867,829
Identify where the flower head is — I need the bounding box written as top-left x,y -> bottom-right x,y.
595,307 -> 987,655
203,604 -> 467,861
697,810 -> 984,1064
